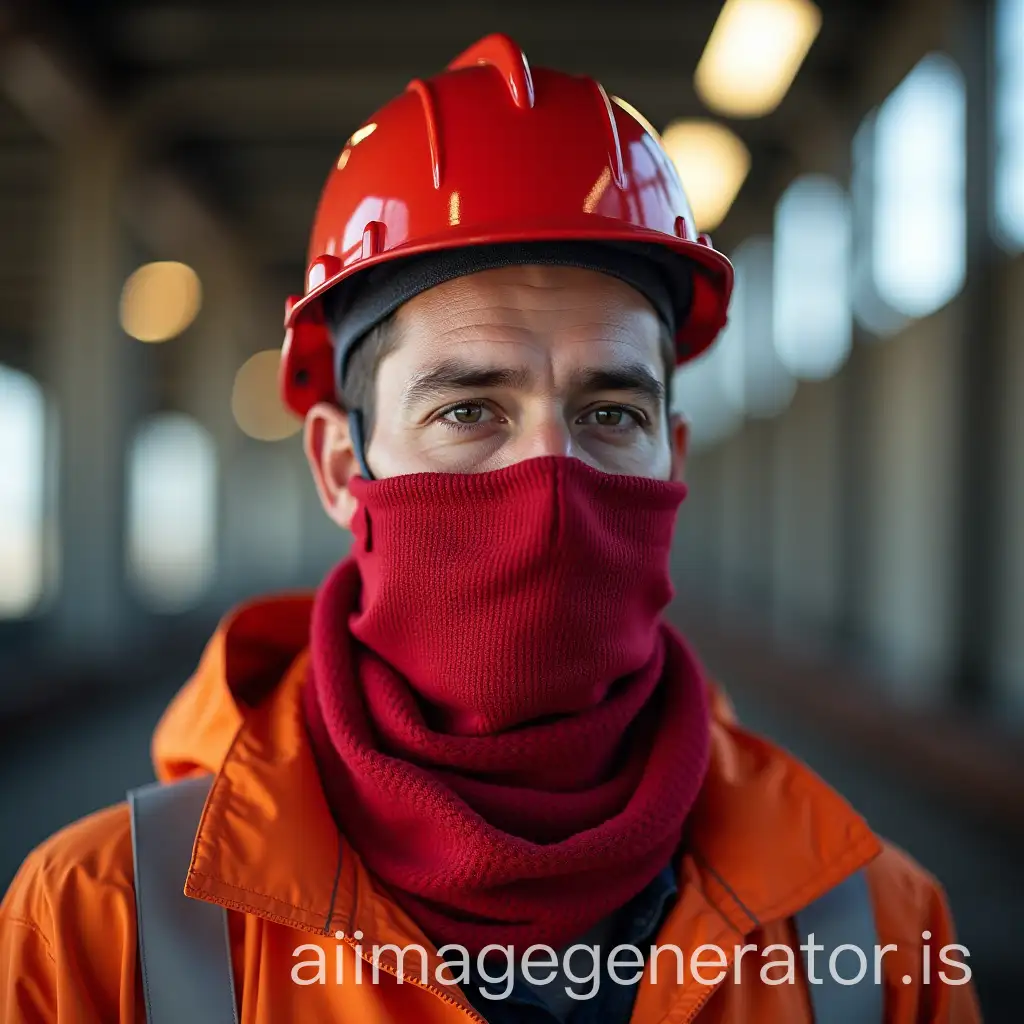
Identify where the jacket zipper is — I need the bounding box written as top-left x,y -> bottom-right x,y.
352,936 -> 730,1024
677,979 -> 722,1024
337,937 -> 745,1024
339,930 -> 729,1022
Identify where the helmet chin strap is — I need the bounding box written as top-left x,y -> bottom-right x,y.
348,408 -> 376,482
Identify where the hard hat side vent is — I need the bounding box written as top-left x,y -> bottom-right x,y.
591,79 -> 627,191
406,78 -> 443,189
447,33 -> 535,110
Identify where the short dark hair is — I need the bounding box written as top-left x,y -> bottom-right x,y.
332,313 -> 404,435
328,310 -> 677,440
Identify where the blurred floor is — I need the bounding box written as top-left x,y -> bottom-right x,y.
0,666 -> 1017,1021
0,673 -> 179,890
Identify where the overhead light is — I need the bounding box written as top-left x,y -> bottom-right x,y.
695,0 -> 822,118
232,350 -> 302,441
120,261 -> 202,342
661,119 -> 751,231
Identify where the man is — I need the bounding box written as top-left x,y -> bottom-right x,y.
1,33 -> 980,1023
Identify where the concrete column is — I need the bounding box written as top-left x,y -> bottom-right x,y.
718,423 -> 775,614
671,449 -> 721,595
857,305 -> 962,700
42,124 -> 138,665
834,332 -> 874,659
950,0 -> 1004,706
771,376 -> 843,646
994,258 -> 1024,721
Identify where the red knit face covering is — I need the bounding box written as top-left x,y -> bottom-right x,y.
303,455 -> 711,954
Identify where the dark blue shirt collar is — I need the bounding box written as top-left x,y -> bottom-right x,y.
458,864 -> 679,1022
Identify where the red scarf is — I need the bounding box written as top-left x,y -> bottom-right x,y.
303,455 -> 710,954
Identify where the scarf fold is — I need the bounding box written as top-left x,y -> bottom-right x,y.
303,455 -> 711,954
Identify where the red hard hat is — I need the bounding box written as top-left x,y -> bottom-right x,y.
280,33 -> 734,417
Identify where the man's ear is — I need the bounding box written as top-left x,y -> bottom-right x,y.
303,402 -> 361,529
667,412 -> 689,484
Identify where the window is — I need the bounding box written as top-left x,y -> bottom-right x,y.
995,0 -> 1024,249
127,413 -> 217,611
851,111 -> 908,336
872,54 -> 966,319
0,365 -> 46,617
773,174 -> 852,379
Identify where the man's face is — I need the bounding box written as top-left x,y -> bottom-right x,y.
305,264 -> 688,529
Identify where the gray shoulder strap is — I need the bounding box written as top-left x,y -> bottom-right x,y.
128,775 -> 239,1024
794,867 -> 882,1023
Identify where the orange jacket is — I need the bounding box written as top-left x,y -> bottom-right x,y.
1,595 -> 982,1022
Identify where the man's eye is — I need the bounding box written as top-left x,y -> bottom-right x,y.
449,405 -> 482,424
581,406 -> 642,428
439,403 -> 492,429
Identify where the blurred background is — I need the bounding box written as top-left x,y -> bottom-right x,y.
0,0 -> 1020,1018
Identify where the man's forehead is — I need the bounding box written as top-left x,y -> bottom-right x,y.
394,264 -> 663,334
397,329 -> 663,377
390,309 -> 664,369
404,342 -> 662,376
377,271 -> 670,403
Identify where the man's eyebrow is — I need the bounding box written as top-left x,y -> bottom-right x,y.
401,361 -> 535,408
399,359 -> 665,410
568,364 -> 666,406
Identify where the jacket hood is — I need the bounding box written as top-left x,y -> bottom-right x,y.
152,593 -> 317,781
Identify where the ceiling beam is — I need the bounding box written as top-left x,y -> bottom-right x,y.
115,2 -> 724,62
0,5 -> 254,271
125,67 -> 841,152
